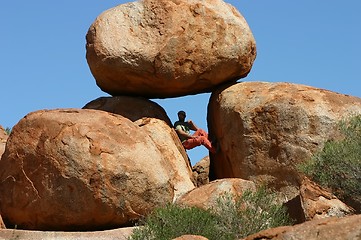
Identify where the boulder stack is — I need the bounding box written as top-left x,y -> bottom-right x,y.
0,109 -> 194,230
1,0 -> 258,231
1,0 -> 360,237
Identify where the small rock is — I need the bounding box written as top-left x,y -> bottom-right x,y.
242,214 -> 361,240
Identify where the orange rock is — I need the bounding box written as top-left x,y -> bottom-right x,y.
0,214 -> 6,229
177,178 -> 255,210
0,125 -> 8,159
83,96 -> 172,126
208,82 -> 361,200
0,227 -> 135,240
0,109 -> 194,231
84,96 -> 195,199
300,177 -> 354,220
192,156 -> 210,187
86,0 -> 256,98
242,214 -> 361,240
173,235 -> 209,240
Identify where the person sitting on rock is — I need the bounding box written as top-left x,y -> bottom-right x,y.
174,110 -> 217,154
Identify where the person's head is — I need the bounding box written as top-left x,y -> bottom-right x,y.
177,110 -> 186,121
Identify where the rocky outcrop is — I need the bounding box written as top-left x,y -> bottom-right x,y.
83,96 -> 172,126
0,109 -> 194,231
284,177 -> 355,224
0,227 -> 135,240
84,96 -> 195,198
173,235 -> 208,240
0,215 -> 5,229
2,0 -> 360,235
300,177 -> 354,220
86,0 -> 256,98
136,117 -> 195,199
242,214 -> 361,240
208,82 -> 361,200
192,156 -> 210,187
0,126 -> 8,158
176,178 -> 255,210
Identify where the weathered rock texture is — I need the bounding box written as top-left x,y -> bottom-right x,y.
0,126 -> 8,158
0,215 -> 5,229
135,117 -> 195,199
83,96 -> 172,126
192,155 -> 210,187
0,109 -> 194,231
0,227 -> 135,240
242,214 -> 361,240
86,0 -> 256,98
176,178 -> 255,210
300,177 -> 354,220
173,235 -> 209,240
84,96 -> 195,196
284,177 -> 355,224
208,82 -> 361,200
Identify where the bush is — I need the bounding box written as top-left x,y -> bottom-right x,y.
129,187 -> 292,240
213,187 -> 292,238
129,204 -> 229,240
299,115 -> 361,211
4,127 -> 11,135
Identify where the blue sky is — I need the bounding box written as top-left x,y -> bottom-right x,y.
1,1 -> 360,165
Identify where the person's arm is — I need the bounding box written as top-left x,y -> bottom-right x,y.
187,120 -> 198,131
175,127 -> 194,139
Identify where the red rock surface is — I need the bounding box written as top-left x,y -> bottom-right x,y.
192,156 -> 210,187
0,227 -> 135,240
173,235 -> 209,240
177,178 -> 255,210
0,109 -> 194,231
242,214 -> 361,240
208,82 -> 361,200
86,0 -> 256,98
300,177 -> 354,220
83,96 -> 172,126
0,126 -> 8,159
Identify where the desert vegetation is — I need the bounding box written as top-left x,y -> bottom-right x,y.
4,127 -> 11,135
299,114 -> 361,212
129,187 -> 292,240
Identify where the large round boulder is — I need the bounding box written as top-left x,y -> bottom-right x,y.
208,82 -> 361,199
86,0 -> 256,98
83,96 -> 172,126
0,109 -> 194,231
83,96 -> 195,191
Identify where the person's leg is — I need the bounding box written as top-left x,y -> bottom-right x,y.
193,129 -> 217,153
182,138 -> 201,150
193,129 -> 208,138
183,136 -> 216,153
198,136 -> 217,153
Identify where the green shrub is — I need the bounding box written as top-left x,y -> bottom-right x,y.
4,127 -> 11,135
299,115 -> 361,211
213,187 -> 292,238
129,204 -> 229,240
129,187 -> 292,240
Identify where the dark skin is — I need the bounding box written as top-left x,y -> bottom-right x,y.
176,112 -> 198,140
